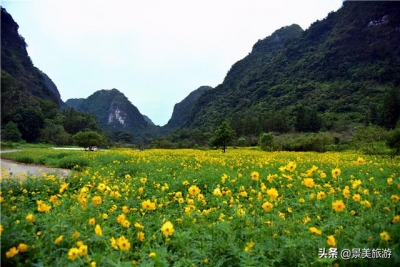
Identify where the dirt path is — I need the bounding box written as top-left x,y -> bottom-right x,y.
1,150 -> 71,179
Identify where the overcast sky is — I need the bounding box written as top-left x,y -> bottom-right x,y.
2,0 -> 342,126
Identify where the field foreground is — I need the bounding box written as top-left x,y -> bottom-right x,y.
1,148 -> 399,266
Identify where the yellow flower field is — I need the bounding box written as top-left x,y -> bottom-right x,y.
1,148 -> 399,266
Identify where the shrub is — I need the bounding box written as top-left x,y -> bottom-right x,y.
15,156 -> 34,164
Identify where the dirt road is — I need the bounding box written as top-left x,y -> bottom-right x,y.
1,150 -> 71,178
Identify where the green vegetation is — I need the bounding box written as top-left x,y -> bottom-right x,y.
1,148 -> 399,266
72,131 -> 105,151
210,121 -> 236,153
2,3 -> 400,152
166,2 -> 400,136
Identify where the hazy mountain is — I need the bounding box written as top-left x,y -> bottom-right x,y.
65,89 -> 150,134
1,7 -> 63,115
165,86 -> 213,129
143,115 -> 155,126
180,1 -> 400,132
65,98 -> 85,109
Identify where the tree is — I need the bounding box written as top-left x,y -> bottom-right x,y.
386,127 -> 400,157
259,132 -> 274,151
1,121 -> 22,142
211,121 -> 236,153
72,131 -> 105,150
380,87 -> 400,129
63,108 -> 101,135
11,107 -> 45,142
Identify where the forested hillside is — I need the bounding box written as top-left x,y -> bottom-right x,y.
65,89 -> 160,141
1,7 -> 101,145
177,2 -> 400,137
165,86 -> 213,129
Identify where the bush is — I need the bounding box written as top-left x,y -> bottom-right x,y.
274,133 -> 335,152
15,156 -> 34,164
57,157 -> 89,170
386,127 -> 400,157
237,137 -> 248,147
259,132 -> 274,151
351,126 -> 388,155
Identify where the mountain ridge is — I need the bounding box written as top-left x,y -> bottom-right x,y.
177,1 -> 400,133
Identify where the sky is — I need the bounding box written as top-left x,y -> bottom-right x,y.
2,0 -> 343,126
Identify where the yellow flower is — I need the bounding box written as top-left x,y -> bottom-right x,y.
18,243 -> 28,253
149,252 -> 156,258
110,237 -> 118,250
316,191 -> 327,200
361,200 -> 372,208
54,235 -> 63,244
36,200 -> 51,213
141,199 -> 156,210
262,201 -> 273,212
380,231 -> 391,241
188,185 -> 201,196
91,262 -> 97,267
331,168 -> 341,179
327,235 -> 336,247
309,227 -> 322,235
161,221 -> 174,237
117,236 -> 131,251
352,194 -> 361,202
251,171 -> 260,181
68,247 -> 80,260
303,178 -> 315,188
342,186 -> 350,198
59,182 -> 69,193
49,195 -> 58,203
266,188 -> 279,201
6,247 -> 19,258
88,218 -> 96,225
134,222 -> 145,230
352,179 -> 362,189
97,183 -> 106,191
122,205 -> 130,213
237,208 -> 246,217
391,195 -> 399,202
213,187 -> 223,197
72,230 -> 80,239
92,196 -> 102,205
244,241 -> 255,252
356,157 -> 365,164
0,224 -> 3,235
303,216 -> 311,224
387,177 -> 393,185
392,215 -> 400,224
117,213 -> 126,224
140,177 -> 148,184
221,173 -> 228,183
78,244 -> 88,256
138,231 -> 145,242
122,220 -> 131,228
332,200 -> 345,212
26,213 -> 35,224
95,224 -> 102,236
286,162 -> 296,172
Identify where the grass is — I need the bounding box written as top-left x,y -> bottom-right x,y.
1,148 -> 399,266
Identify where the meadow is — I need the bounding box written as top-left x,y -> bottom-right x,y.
1,148 -> 399,266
